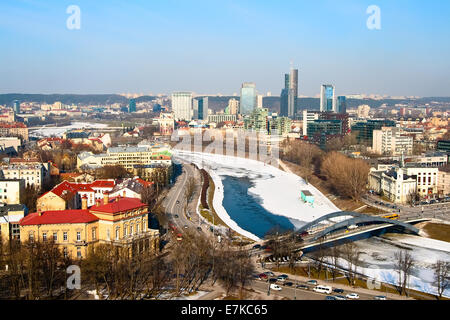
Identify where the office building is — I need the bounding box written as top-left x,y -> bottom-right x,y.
302,110 -> 320,136
280,68 -> 298,118
128,99 -> 136,113
193,97 -> 209,120
320,85 -> 336,112
357,105 -> 371,118
13,100 -> 20,114
372,127 -> 414,156
239,83 -> 257,115
351,120 -> 396,145
208,114 -> 237,124
244,108 -> 269,133
171,92 -> 193,121
337,96 -> 347,114
257,95 -> 263,109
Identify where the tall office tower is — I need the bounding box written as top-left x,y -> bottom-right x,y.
239,82 -> 257,115
337,96 -> 347,114
227,98 -> 239,115
193,97 -> 209,120
320,85 -> 336,112
280,68 -> 298,118
13,100 -> 20,114
257,95 -> 263,108
171,92 -> 193,121
128,99 -> 136,113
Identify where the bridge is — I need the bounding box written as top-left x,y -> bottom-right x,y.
293,211 -> 429,253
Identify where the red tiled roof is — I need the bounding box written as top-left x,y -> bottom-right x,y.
136,178 -> 154,187
91,180 -> 115,188
20,210 -> 98,226
90,197 -> 146,214
0,122 -> 27,128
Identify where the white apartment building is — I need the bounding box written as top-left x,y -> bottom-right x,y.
171,92 -> 192,121
0,179 -> 25,205
405,166 -> 439,197
302,110 -> 320,136
0,164 -> 46,189
357,105 -> 371,118
369,168 -> 417,204
372,127 -> 413,156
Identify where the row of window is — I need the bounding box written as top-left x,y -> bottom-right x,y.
31,228 -> 97,243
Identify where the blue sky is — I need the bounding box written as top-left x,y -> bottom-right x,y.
0,0 -> 449,96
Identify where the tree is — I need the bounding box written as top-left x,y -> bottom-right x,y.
329,245 -> 341,281
432,260 -> 449,300
321,152 -> 370,200
341,242 -> 361,286
394,250 -> 415,296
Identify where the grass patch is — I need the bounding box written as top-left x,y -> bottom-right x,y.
422,223 -> 450,242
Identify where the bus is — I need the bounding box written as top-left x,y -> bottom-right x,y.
382,213 -> 399,220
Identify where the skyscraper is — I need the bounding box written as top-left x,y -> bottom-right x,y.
193,97 -> 209,120
320,85 -> 336,112
13,100 -> 20,114
337,96 -> 347,114
239,82 -> 257,115
171,92 -> 193,121
226,98 -> 239,115
128,99 -> 136,113
280,68 -> 298,118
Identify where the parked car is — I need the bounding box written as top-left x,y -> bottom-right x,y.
277,276 -> 287,283
252,244 -> 261,249
334,295 -> 347,300
269,278 -> 278,283
296,284 -> 309,290
374,295 -> 387,300
279,274 -> 289,279
333,288 -> 344,294
325,296 -> 337,300
346,293 -> 360,299
307,280 -> 318,285
174,214 -> 179,218
430,199 -> 437,204
284,282 -> 294,287
258,273 -> 268,281
270,284 -> 282,291
264,271 -> 275,277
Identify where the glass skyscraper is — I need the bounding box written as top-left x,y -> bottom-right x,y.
239,82 -> 257,115
320,85 -> 336,112
193,97 -> 208,120
13,100 -> 20,113
337,96 -> 347,114
128,99 -> 136,113
280,68 -> 298,118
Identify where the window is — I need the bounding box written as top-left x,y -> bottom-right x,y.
107,229 -> 110,240
42,233 -> 47,242
53,232 -> 58,241
116,227 -> 120,240
63,232 -> 68,241
77,247 -> 82,259
136,223 -> 140,234
63,247 -> 68,258
124,225 -> 128,237
29,232 -> 34,242
130,224 -> 133,235
92,228 -> 96,241
76,232 -> 81,241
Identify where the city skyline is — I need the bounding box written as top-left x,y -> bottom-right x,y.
0,1 -> 449,97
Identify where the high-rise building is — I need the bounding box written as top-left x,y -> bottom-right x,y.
13,100 -> 20,114
239,83 -> 257,115
128,99 -> 136,113
320,85 -> 336,112
226,98 -> 239,115
336,96 -> 347,114
257,95 -> 263,109
372,127 -> 413,156
171,92 -> 193,121
280,68 -> 298,118
193,97 -> 208,120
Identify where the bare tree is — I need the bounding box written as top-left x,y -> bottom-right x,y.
341,242 -> 361,286
394,250 -> 415,296
432,260 -> 449,300
329,245 -> 341,281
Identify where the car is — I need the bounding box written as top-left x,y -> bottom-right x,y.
174,214 -> 179,218
334,295 -> 347,300
325,296 -> 337,300
264,271 -> 275,277
277,276 -> 286,282
252,244 -> 261,250
183,225 -> 188,229
374,295 -> 387,300
346,293 -> 360,299
296,284 -> 309,290
333,288 -> 344,294
284,282 -> 294,287
307,280 -> 318,285
430,199 -> 437,204
268,278 -> 278,283
279,274 -> 289,279
270,284 -> 282,291
258,273 -> 268,281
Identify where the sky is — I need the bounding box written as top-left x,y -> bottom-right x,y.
0,0 -> 449,97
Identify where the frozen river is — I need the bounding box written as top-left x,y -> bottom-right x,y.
175,150 -> 450,298
29,122 -> 109,138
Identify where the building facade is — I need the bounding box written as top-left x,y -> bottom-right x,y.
171,92 -> 192,121
239,82 -> 257,115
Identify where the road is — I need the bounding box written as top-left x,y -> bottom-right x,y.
362,194 -> 450,222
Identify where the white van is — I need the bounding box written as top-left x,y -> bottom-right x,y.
313,285 -> 332,294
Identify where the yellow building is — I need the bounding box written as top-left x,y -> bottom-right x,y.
19,194 -> 159,260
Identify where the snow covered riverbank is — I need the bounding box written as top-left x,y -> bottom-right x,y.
30,122 -> 109,138
173,150 -> 339,240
